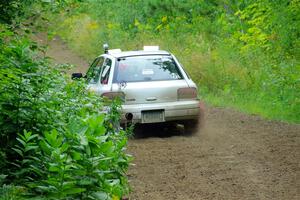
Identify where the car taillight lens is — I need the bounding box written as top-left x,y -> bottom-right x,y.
177,87 -> 197,100
102,92 -> 125,100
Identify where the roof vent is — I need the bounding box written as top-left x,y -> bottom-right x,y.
143,46 -> 159,51
108,49 -> 122,54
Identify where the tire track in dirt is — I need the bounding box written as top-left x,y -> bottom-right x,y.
35,34 -> 300,200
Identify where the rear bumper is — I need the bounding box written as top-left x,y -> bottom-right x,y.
120,100 -> 200,124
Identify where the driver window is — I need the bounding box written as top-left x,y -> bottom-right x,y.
86,57 -> 104,84
100,58 -> 112,85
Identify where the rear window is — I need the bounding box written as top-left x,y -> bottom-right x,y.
113,55 -> 183,83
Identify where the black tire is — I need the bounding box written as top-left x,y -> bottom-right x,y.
183,118 -> 200,135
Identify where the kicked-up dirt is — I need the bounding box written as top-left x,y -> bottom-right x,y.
127,107 -> 300,200
35,34 -> 300,200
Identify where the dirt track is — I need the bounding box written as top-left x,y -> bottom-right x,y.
35,34 -> 300,200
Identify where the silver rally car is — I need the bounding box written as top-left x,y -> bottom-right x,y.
73,46 -> 201,133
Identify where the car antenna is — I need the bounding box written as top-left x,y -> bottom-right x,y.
103,43 -> 109,54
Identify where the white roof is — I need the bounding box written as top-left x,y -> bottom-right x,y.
107,50 -> 170,58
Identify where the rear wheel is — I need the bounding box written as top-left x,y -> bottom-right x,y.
183,118 -> 200,135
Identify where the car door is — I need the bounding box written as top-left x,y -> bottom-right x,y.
86,57 -> 105,84
100,58 -> 112,85
86,57 -> 105,94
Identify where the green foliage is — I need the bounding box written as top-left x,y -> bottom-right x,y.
0,0 -> 80,25
44,0 -> 299,123
0,23 -> 131,199
0,184 -> 26,200
0,0 -> 34,24
11,114 -> 130,199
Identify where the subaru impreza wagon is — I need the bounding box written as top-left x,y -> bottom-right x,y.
72,46 -> 201,133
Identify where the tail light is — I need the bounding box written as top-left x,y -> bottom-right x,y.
102,92 -> 125,100
177,87 -> 197,100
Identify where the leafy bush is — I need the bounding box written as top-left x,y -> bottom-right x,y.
0,24 -> 131,199
0,0 -> 35,24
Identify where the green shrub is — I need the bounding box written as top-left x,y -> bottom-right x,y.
0,24 -> 131,199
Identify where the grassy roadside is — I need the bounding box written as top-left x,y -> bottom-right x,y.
40,0 -> 299,123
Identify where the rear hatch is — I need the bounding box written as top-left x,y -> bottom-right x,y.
111,55 -> 189,104
112,80 -> 189,104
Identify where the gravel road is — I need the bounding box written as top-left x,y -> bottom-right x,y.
35,34 -> 300,200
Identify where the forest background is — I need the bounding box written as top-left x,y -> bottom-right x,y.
43,0 -> 300,123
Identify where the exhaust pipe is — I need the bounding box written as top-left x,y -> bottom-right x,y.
125,113 -> 133,121
124,113 -> 133,130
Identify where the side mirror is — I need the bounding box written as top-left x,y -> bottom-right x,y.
71,73 -> 83,79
